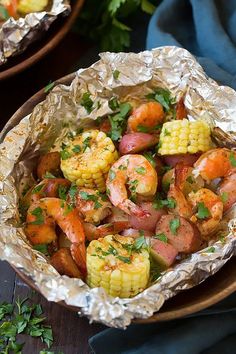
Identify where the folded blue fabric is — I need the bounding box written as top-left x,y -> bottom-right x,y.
89,292 -> 236,354
146,0 -> 236,89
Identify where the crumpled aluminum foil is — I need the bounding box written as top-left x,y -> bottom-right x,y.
0,0 -> 70,65
0,46 -> 236,328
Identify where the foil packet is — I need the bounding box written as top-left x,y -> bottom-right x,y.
0,0 -> 70,65
0,46 -> 236,328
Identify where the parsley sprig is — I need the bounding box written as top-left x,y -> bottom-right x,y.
108,102 -> 132,141
0,298 -> 56,353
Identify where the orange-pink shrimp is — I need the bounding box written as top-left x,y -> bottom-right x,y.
194,148 -> 236,181
106,155 -> 158,217
127,102 -> 164,132
83,223 -> 115,241
74,188 -> 112,224
188,188 -> 223,238
25,198 -> 86,276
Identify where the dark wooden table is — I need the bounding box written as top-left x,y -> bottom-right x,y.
0,30 -> 106,354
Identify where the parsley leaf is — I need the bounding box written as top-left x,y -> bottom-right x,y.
229,152 -> 236,167
205,246 -> 215,253
30,207 -> 44,225
154,233 -> 168,243
68,183 -> 77,206
33,244 -> 49,256
81,92 -> 94,113
72,145 -> 81,153
137,125 -> 150,133
58,185 -> 68,200
82,137 -> 91,152
32,184 -> 44,194
135,167 -> 146,175
113,69 -> 120,79
43,172 -> 56,179
220,191 -> 228,204
146,88 -> 176,112
169,218 -> 180,235
108,97 -> 120,111
133,236 -> 148,251
186,176 -> 194,184
163,129 -> 171,136
44,81 -> 55,93
109,169 -> 116,181
108,102 -> 132,141
60,149 -> 71,160
196,202 -> 211,219
117,255 -> 131,263
153,197 -> 176,210
143,152 -> 156,168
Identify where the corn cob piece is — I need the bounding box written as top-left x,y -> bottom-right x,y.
158,119 -> 212,155
17,0 -> 48,14
87,235 -> 150,298
61,130 -> 118,192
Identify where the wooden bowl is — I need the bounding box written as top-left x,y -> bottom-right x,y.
0,0 -> 84,81
2,73 -> 236,322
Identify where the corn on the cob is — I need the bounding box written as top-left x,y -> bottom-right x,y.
87,235 -> 150,298
158,119 -> 212,155
17,0 -> 48,14
61,130 -> 118,192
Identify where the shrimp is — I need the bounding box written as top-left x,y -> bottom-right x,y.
106,155 -> 158,217
25,198 -> 86,276
188,188 -> 223,238
37,152 -> 61,180
75,188 -> 112,224
194,148 -> 236,181
127,102 -> 164,132
83,223 -> 115,241
20,178 -> 71,214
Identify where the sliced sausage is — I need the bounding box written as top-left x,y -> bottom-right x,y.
119,133 -> 158,155
155,215 -> 202,253
37,151 -> 61,180
217,172 -> 236,212
51,248 -> 82,278
129,202 -> 167,232
164,153 -> 201,168
150,238 -> 178,268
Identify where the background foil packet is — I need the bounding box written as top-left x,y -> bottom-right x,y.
0,0 -> 70,65
0,47 -> 236,328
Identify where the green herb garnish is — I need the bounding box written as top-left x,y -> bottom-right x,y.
154,233 -> 168,243
186,176 -> 194,184
229,152 -> 236,167
44,81 -> 55,93
163,129 -> 171,136
30,207 -> 44,225
60,149 -> 71,160
109,169 -> 116,181
153,197 -> 176,210
169,218 -> 180,235
143,152 -> 156,168
82,137 -> 91,152
205,246 -> 215,253
68,183 -> 77,206
113,70 -> 120,80
135,166 -> 146,175
108,102 -> 132,141
81,92 -> 94,113
33,244 -> 49,256
146,88 -> 176,112
196,202 -> 211,219
32,184 -> 44,194
58,185 -> 68,201
72,145 -> 81,153
43,172 -> 56,179
220,191 -> 228,204
133,236 -> 148,251
108,97 -> 119,111
117,255 -> 131,264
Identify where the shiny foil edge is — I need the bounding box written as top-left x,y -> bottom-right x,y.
0,0 -> 70,65
0,46 -> 236,328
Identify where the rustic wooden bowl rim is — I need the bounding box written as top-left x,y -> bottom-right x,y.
2,72 -> 236,324
0,0 -> 84,81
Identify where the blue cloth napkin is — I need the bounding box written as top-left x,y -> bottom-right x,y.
89,1 -> 236,352
146,0 -> 236,89
89,292 -> 236,354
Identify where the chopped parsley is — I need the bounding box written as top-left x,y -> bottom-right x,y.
113,69 -> 120,80
109,169 -> 116,181
143,152 -> 156,168
117,255 -> 131,264
205,246 -> 215,253
146,87 -> 176,112
229,152 -> 236,167
30,207 -> 44,225
133,236 -> 148,251
196,202 -> 211,219
82,137 -> 91,152
163,129 -> 171,136
58,185 -> 68,200
169,218 -> 180,235
128,179 -> 138,198
135,166 -> 146,175
108,102 -> 132,141
108,97 -> 119,111
72,145 -> 81,153
186,175 -> 194,184
33,244 -> 49,256
81,92 -> 94,113
220,191 -> 228,204
79,191 -> 102,209
43,172 -> 56,179
68,183 -> 77,206
118,164 -> 127,170
44,81 -> 55,93
153,197 -> 176,210
137,125 -> 150,133
63,204 -> 73,216
154,233 -> 168,243
60,149 -> 71,160
32,184 -> 44,194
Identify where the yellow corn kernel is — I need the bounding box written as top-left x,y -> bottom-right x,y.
158,119 -> 212,155
86,235 -> 150,298
61,130 -> 118,192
